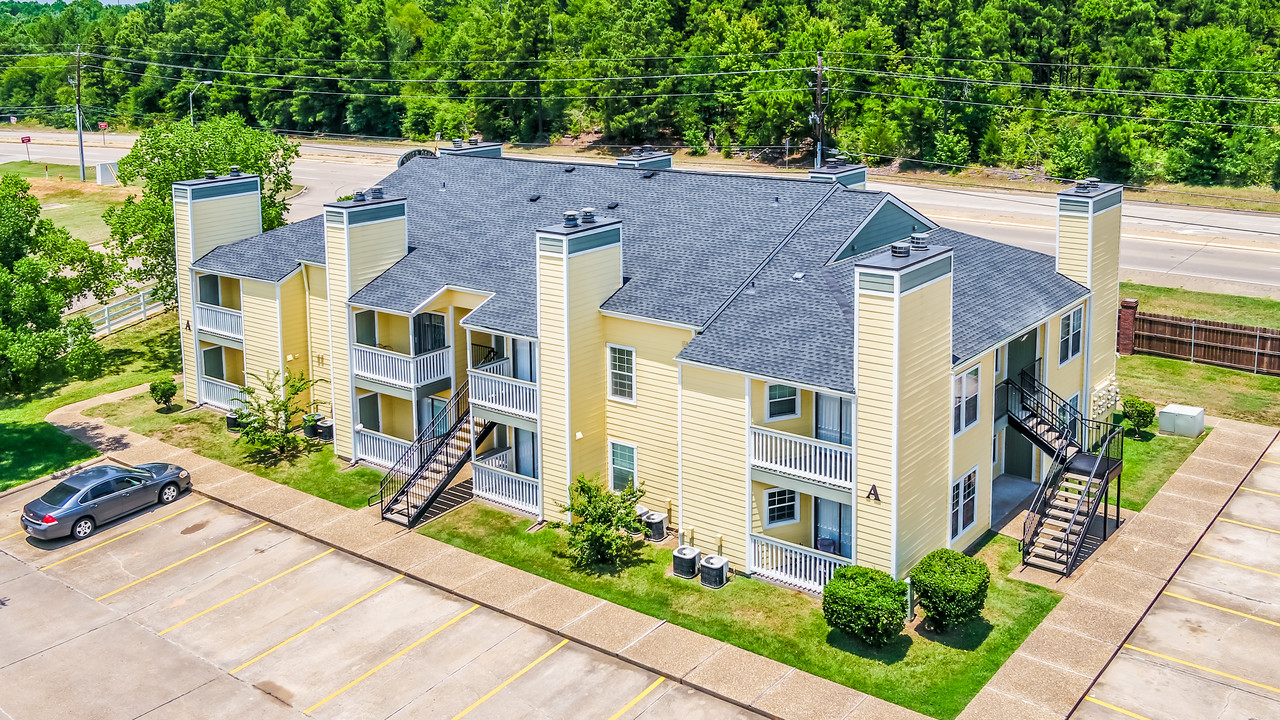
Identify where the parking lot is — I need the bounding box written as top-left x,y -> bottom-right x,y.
0,473 -> 758,720
1075,442 -> 1280,720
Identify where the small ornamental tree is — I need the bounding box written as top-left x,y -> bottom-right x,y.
149,378 -> 178,409
822,565 -> 909,648
1122,397 -> 1156,434
235,368 -> 325,457
910,548 -> 991,632
555,474 -> 645,568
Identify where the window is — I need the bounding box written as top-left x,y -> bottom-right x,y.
953,367 -> 979,434
201,346 -> 225,381
412,312 -> 446,355
608,345 -> 635,401
767,384 -> 798,420
354,310 -> 377,347
197,274 -> 220,306
950,471 -> 977,540
87,481 -> 117,501
764,488 -> 798,527
1059,306 -> 1084,364
609,441 -> 636,491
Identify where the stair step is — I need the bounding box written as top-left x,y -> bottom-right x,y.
1024,554 -> 1068,573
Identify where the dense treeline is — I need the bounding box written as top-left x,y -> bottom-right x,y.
3,0 -> 1280,186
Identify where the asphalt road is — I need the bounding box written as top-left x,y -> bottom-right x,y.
5,130 -> 1277,296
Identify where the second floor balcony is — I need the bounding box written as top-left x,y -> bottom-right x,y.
352,344 -> 451,389
194,302 -> 243,340
469,357 -> 538,420
750,426 -> 855,490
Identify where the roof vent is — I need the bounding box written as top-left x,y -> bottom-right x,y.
352,189 -> 366,202
581,207 -> 596,223
630,145 -> 642,156
563,210 -> 579,228
642,171 -> 656,179
203,169 -> 216,179
890,242 -> 911,258
743,281 -> 756,295
1086,176 -> 1100,188
369,186 -> 384,199
440,181 -> 447,192
607,201 -> 619,209
564,166 -> 575,173
1074,178 -> 1092,193
909,232 -> 930,251
529,194 -> 541,202
792,272 -> 805,282
229,165 -> 240,176
453,138 -> 463,148
469,137 -> 479,146
642,144 -> 654,154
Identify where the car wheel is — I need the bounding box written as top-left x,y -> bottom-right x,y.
72,517 -> 95,540
159,482 -> 180,504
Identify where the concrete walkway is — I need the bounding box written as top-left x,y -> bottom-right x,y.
40,387 -> 925,720
958,419 -> 1280,720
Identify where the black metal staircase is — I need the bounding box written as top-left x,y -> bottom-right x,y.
368,378 -> 495,528
1008,366 -> 1124,576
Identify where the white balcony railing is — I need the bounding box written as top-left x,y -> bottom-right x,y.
469,358 -> 538,420
200,376 -> 245,411
352,345 -> 451,388
750,426 -> 855,489
473,454 -> 540,516
749,534 -> 851,594
195,302 -> 243,340
355,427 -> 413,469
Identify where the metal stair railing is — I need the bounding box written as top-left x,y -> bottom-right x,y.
1021,437 -> 1072,555
1063,425 -> 1124,574
368,380 -> 467,515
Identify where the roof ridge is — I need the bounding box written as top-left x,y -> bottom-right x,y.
435,151 -> 831,185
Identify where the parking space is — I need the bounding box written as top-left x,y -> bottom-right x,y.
1075,444 -> 1280,720
0,481 -> 758,720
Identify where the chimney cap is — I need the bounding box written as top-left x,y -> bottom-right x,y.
890,242 -> 911,258
353,189 -> 367,202
909,232 -> 930,251
453,138 -> 463,147
469,136 -> 479,145
203,169 -> 216,179
563,210 -> 580,228
581,207 -> 596,222
369,186 -> 384,199
228,165 -> 240,176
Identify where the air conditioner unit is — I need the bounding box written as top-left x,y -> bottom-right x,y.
643,512 -> 668,542
700,555 -> 729,589
629,505 -> 649,536
673,545 -> 701,579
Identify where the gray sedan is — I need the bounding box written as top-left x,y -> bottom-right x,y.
21,463 -> 191,541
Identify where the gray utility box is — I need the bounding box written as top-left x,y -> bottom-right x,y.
643,512 -> 668,542
96,161 -> 118,186
700,555 -> 729,589
673,545 -> 701,578
1159,404 -> 1205,438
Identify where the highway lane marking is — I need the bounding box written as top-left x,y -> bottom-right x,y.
1190,552 -> 1280,578
607,677 -> 666,720
1241,486 -> 1280,498
159,548 -> 335,636
41,498 -> 211,570
1163,591 -> 1280,629
1218,517 -> 1280,536
450,638 -> 570,720
1083,696 -> 1153,719
304,604 -> 480,714
96,522 -> 268,601
231,574 -> 404,674
1124,644 -> 1280,695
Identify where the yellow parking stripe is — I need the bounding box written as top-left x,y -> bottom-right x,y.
159,548 -> 335,636
1262,458 -> 1278,464
1191,552 -> 1280,578
96,521 -> 268,601
1163,591 -> 1280,629
1218,518 -> 1280,536
1124,644 -> 1280,695
1083,696 -> 1153,719
1242,486 -> 1280,499
42,498 -> 210,570
1,530 -> 25,541
606,677 -> 665,720
232,574 -> 403,674
305,604 -> 480,713
450,639 -> 569,720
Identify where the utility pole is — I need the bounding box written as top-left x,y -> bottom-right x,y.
74,45 -> 86,182
814,51 -> 824,170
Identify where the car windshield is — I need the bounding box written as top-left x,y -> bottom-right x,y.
40,482 -> 80,507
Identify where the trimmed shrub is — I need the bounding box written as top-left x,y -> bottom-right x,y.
149,378 -> 178,409
822,565 -> 908,647
911,548 -> 990,631
1122,396 -> 1156,433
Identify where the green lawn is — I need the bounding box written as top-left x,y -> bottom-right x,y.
422,504 -> 1060,720
0,313 -> 180,492
1110,426 -> 1209,511
1119,282 -> 1280,329
84,386 -> 384,509
1118,354 -> 1280,427
0,160 -> 97,182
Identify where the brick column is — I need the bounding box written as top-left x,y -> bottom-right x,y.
1117,298 -> 1139,355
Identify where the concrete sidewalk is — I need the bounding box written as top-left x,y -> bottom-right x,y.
41,387 -> 925,720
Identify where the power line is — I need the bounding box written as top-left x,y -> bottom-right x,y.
822,49 -> 1280,77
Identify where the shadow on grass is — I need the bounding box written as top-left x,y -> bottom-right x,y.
918,616 -> 996,651
549,535 -> 652,577
826,627 -> 912,664
242,437 -> 326,469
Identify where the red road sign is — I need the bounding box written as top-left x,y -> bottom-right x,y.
98,122 -> 108,130
20,136 -> 31,143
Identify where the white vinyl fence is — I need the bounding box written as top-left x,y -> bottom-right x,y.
80,287 -> 164,337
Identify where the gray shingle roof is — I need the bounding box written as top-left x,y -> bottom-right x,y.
191,215 -> 325,282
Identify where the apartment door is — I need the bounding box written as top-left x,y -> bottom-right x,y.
357,393 -> 381,433
815,393 -> 853,445
1006,330 -> 1038,479
511,339 -> 535,382
418,396 -> 447,437
514,428 -> 537,478
814,498 -> 853,559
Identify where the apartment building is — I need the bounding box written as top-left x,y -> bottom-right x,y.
174,148 -> 1123,591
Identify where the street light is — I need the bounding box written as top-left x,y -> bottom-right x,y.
188,80 -> 213,126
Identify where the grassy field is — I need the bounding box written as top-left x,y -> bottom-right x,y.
1110,426 -> 1209,511
1118,354 -> 1280,427
423,504 -> 1059,720
0,313 -> 180,492
85,386 -> 383,509
0,160 -> 97,182
0,162 -> 133,245
1119,282 -> 1280,329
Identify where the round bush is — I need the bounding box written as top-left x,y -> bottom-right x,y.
910,548 -> 990,631
1122,396 -> 1156,433
822,565 -> 908,648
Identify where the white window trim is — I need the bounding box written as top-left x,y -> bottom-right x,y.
1058,304 -> 1085,366
607,438 -> 638,492
949,467 -> 979,542
762,487 -> 799,528
953,366 -> 980,436
765,384 -> 800,421
606,343 -> 637,405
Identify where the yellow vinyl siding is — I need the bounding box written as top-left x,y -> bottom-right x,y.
189,194 -> 262,261
950,350 -> 996,553
603,316 -> 691,526
325,221 -> 355,459
894,277 -> 953,577
680,365 -> 749,568
1046,311 -> 1085,403
380,394 -> 414,441
240,280 -> 282,395
279,272 -> 310,408
537,252 -> 570,520
218,277 -> 241,310
426,288 -> 490,382
751,381 -> 814,436
752,481 -> 812,546
174,199 -> 196,404
1056,213 -> 1089,285
375,312 -> 411,355
347,218 -> 406,293
305,265 -> 332,415
854,293 -> 895,574
198,341 -> 245,386
1090,206 -> 1121,406
565,246 -> 618,490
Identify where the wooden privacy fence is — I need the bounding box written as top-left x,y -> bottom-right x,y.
1128,312 -> 1280,375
